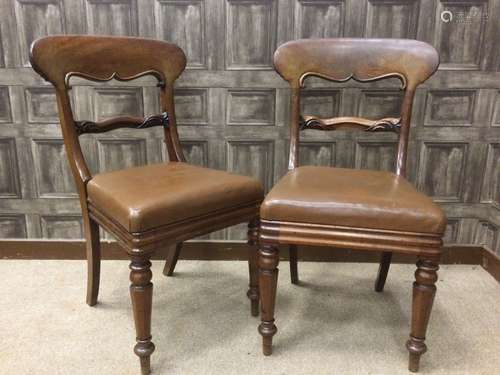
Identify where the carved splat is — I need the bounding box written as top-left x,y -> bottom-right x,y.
299,115 -> 401,133
74,112 -> 169,135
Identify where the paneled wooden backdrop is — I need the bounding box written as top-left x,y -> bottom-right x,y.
0,0 -> 499,254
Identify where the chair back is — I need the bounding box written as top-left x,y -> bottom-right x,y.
273,38 -> 439,175
30,35 -> 187,202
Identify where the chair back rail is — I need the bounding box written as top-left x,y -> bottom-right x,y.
29,35 -> 187,199
273,38 -> 439,176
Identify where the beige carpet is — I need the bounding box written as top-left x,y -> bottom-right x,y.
1,260 -> 498,375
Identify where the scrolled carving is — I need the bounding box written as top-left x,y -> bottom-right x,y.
365,117 -> 402,132
74,112 -> 169,135
299,115 -> 401,133
65,69 -> 165,88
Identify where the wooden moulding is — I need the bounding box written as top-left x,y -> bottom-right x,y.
259,219 -> 443,256
74,112 -> 169,135
87,200 -> 261,255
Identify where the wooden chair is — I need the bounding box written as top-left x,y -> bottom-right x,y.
30,35 -> 263,374
258,38 -> 445,373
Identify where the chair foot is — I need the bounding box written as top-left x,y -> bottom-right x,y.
289,245 -> 299,284
258,244 -> 279,355
374,251 -> 392,292
136,341 -> 155,375
406,256 -> 439,372
259,321 -> 277,356
162,243 -> 182,276
85,216 -> 101,306
406,336 -> 426,372
130,256 -> 155,375
247,218 -> 260,317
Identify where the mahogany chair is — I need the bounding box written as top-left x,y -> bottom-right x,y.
30,35 -> 263,374
258,38 -> 446,372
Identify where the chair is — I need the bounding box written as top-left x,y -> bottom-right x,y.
257,38 -> 445,373
30,35 -> 263,374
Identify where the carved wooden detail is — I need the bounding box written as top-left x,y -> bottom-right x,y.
65,70 -> 165,88
299,115 -> 401,133
258,244 -> 279,356
75,112 -> 169,135
129,257 -> 155,375
299,71 -> 407,88
406,258 -> 440,372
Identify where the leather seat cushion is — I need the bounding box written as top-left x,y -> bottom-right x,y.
260,166 -> 446,234
87,162 -> 264,233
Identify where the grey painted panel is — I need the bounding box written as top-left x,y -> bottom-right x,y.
25,87 -> 59,123
434,1 -> 487,69
481,143 -> 500,204
299,142 -> 336,166
31,139 -> 77,198
443,218 -> 460,244
0,137 -> 21,198
0,28 -> 5,68
358,90 -> 403,118
97,138 -> 147,172
40,215 -> 83,239
226,0 -> 277,69
0,214 -> 27,238
492,91 -> 500,126
174,88 -> 208,124
93,87 -> 144,120
155,0 -> 205,68
418,142 -> 467,202
474,220 -> 498,253
181,140 -> 208,166
366,0 -> 419,38
424,90 -> 475,126
227,89 -> 275,125
355,141 -> 397,172
85,0 -> 138,36
295,0 -> 345,39
0,86 -> 12,123
227,140 -> 274,190
15,0 -> 66,66
301,89 -> 341,118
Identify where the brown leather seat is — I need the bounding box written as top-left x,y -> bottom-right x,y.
261,166 -> 446,234
88,162 -> 264,232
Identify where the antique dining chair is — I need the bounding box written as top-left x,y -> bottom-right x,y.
30,35 -> 263,374
257,38 -> 446,373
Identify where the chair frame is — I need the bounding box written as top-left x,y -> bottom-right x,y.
30,35 -> 261,375
258,38 -> 443,372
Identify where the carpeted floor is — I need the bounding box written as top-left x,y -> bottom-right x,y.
0,260 -> 498,375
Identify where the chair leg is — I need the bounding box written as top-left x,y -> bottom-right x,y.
258,244 -> 279,356
406,256 -> 439,373
289,244 -> 299,284
162,242 -> 183,276
85,216 -> 101,306
247,218 -> 260,317
130,256 -> 155,375
374,251 -> 392,292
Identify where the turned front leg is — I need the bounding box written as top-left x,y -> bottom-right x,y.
130,257 -> 155,375
406,257 -> 439,372
258,244 -> 279,355
247,218 -> 260,316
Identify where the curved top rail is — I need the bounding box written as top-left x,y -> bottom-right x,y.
274,38 -> 439,88
30,35 -> 187,88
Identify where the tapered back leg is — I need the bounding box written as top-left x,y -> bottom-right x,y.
289,245 -> 299,285
85,216 -> 101,306
163,243 -> 183,277
374,251 -> 392,292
